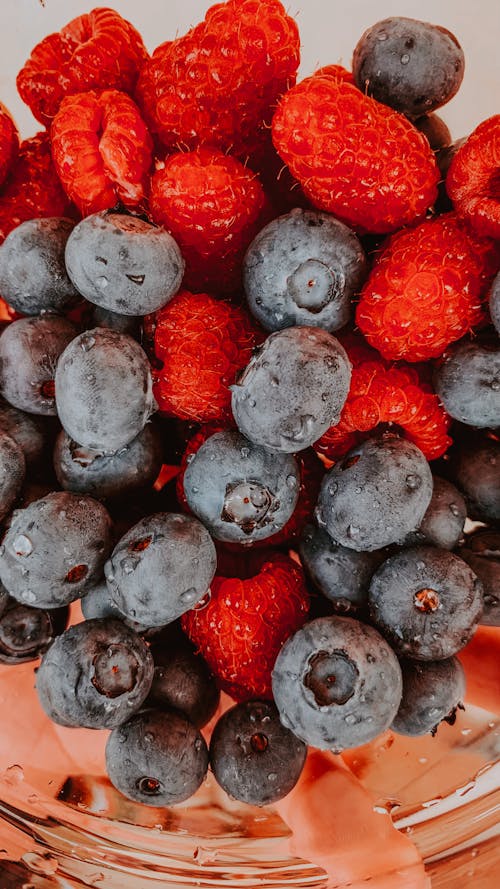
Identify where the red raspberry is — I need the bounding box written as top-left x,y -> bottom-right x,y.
181,553 -> 309,701
153,290 -> 259,423
0,103 -> 19,188
135,0 -> 300,157
446,115 -> 500,239
150,148 -> 267,295
315,334 -> 452,462
0,132 -> 74,244
17,8 -> 148,126
50,89 -> 153,215
272,73 -> 439,233
356,213 -> 500,362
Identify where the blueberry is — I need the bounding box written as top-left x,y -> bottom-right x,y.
80,579 -> 128,622
272,615 -> 402,751
0,315 -> 77,415
183,429 -> 300,543
299,523 -> 387,616
0,491 -> 113,609
368,546 -> 483,660
105,708 -> 208,806
402,476 -> 466,550
231,326 -> 351,453
413,113 -> 452,150
53,422 -> 163,500
392,657 -> 466,737
147,635 -> 220,728
0,401 -> 47,470
315,434 -> 433,551
459,530 -> 500,627
433,339 -> 500,428
0,217 -> 79,315
352,17 -> 465,118
209,700 -> 307,806
0,430 -> 25,523
90,304 -> 141,339
104,513 -> 216,629
65,211 -> 184,316
0,598 -> 69,665
490,271 -> 500,336
243,208 -> 367,333
55,327 -> 155,453
0,579 -> 10,618
36,618 -> 154,729
446,437 -> 500,524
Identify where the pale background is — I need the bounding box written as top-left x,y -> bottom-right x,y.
1,0 -> 499,139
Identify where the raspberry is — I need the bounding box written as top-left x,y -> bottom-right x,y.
0,132 -> 74,245
446,115 -> 500,239
153,290 -> 259,423
50,89 -> 153,216
0,103 -> 19,187
356,213 -> 500,362
17,8 -> 148,126
135,0 -> 300,157
150,148 -> 267,295
272,73 -> 439,233
315,334 -> 452,462
181,553 -> 309,701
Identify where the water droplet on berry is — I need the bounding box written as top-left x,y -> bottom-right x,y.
366,653 -> 375,664
13,534 -> 33,556
347,524 -> 359,538
286,474 -> 298,489
344,714 -> 357,725
406,473 -> 421,490
240,447 -> 250,458
96,276 -> 109,289
186,453 -> 195,464
267,772 -> 278,781
21,590 -> 36,604
86,374 -> 96,384
377,30 -> 387,40
122,559 -> 135,575
180,588 -> 198,605
490,379 -> 500,391
191,486 -> 199,493
328,482 -> 338,496
400,54 -> 410,64
249,399 -> 257,408
81,334 -> 96,352
449,503 -> 461,517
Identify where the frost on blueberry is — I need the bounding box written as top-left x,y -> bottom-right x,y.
231,326 -> 351,453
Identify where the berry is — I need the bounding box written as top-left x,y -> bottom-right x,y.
391,657 -> 466,737
368,546 -> 483,660
0,102 -> 19,187
403,476 -> 466,550
243,208 -> 367,333
271,615 -> 403,751
272,73 -> 439,234
150,148 -> 267,296
17,8 -> 148,126
153,290 -> 258,423
0,217 -> 79,316
0,401 -> 46,471
50,89 -> 153,216
356,213 -> 500,362
459,530 -> 500,627
90,305 -> 141,339
315,434 -> 433,551
446,116 -> 500,239
434,339 -> 500,428
490,270 -> 500,335
183,429 -> 300,544
35,618 -> 154,729
0,491 -> 113,609
414,113 -> 452,150
147,636 -> 220,728
181,553 -> 309,701
104,513 -> 217,629
105,708 -> 208,806
55,328 -> 155,453
352,18 -> 464,119
0,599 -> 68,665
135,0 -> 300,157
209,700 -> 307,806
65,211 -> 184,316
446,435 -> 500,524
0,430 -> 25,523
231,326 -> 352,453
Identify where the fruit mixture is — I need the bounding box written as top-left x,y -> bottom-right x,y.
0,1 -> 499,871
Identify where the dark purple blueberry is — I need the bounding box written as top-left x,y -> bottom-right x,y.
446,437 -> 500,524
368,546 -> 483,660
413,113 -> 452,149
80,579 -> 130,622
54,327 -> 155,453
231,326 -> 351,453
183,429 -> 299,543
90,304 -> 141,339
0,217 -> 79,315
147,636 -> 220,728
459,529 -> 500,627
65,211 -> 184,316
243,208 -> 367,333
392,657 -> 466,737
315,434 -> 433,551
0,491 -> 113,608
490,271 -> 500,336
0,401 -> 47,470
433,339 -> 500,428
36,618 -> 154,729
0,579 -> 9,618
0,598 -> 69,665
0,315 -> 77,415
0,430 -> 25,523
352,17 -> 465,118
272,615 -> 402,751
105,708 -> 208,806
209,700 -> 307,806
402,476 -> 466,550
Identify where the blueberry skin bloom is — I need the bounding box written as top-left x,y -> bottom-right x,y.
231,326 -> 351,453
105,708 -> 208,806
55,327 -> 155,453
209,700 -> 307,806
368,546 -> 483,660
433,339 -> 500,429
183,429 -> 300,543
392,657 -> 466,737
243,208 -> 367,333
272,615 -> 403,752
36,618 -> 154,729
105,513 -> 216,629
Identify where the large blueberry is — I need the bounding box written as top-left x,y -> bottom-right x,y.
433,339 -> 500,429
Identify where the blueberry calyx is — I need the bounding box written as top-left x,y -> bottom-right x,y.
91,643 -> 140,698
414,588 -> 440,613
221,480 -> 278,533
304,649 -> 359,706
136,776 -> 163,796
288,259 -> 343,313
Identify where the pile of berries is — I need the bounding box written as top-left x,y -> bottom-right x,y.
0,2 -> 498,818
